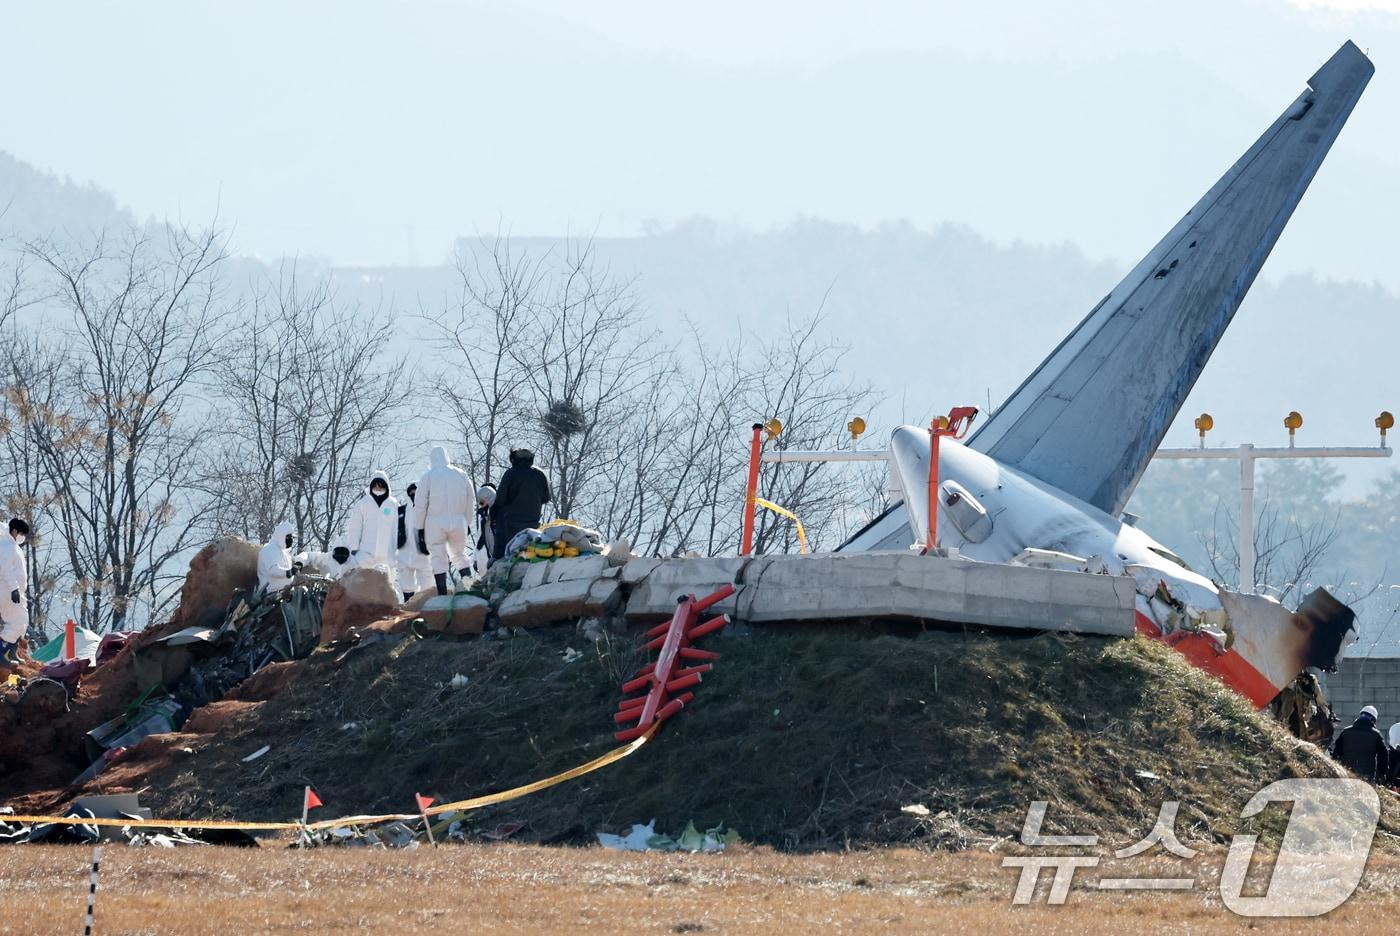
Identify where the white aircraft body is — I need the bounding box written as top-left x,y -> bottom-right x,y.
840,41 -> 1374,706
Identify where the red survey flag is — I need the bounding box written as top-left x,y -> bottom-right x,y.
304,787 -> 323,811
415,793 -> 434,812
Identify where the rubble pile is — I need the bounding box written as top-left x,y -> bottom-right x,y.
0,537 -> 349,805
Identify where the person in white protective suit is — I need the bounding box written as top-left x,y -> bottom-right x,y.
0,518 -> 31,666
300,536 -> 354,581
257,521 -> 302,594
344,470 -> 400,591
396,482 -> 431,601
415,446 -> 473,596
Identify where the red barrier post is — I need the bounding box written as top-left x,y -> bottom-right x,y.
740,424 -> 763,555
926,417 -> 948,552
924,407 -> 980,554
64,619 -> 76,661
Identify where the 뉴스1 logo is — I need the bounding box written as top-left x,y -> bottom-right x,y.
1002,778 -> 1380,917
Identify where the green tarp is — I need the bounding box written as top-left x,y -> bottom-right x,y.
32,625 -> 102,663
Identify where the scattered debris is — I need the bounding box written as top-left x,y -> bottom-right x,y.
596,819 -> 660,852
126,830 -> 207,848
449,673 -> 470,689
84,686 -> 184,765
597,820 -> 740,853
0,792 -> 257,849
295,820 -> 423,850
241,745 -> 271,763
900,804 -> 931,817
561,647 -> 582,664
158,626 -> 222,647
479,821 -> 527,841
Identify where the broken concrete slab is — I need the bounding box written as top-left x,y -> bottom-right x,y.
520,561 -> 551,590
619,557 -> 661,586
732,552 -> 1134,636
418,595 -> 489,636
403,590 -> 436,613
588,578 -> 622,614
498,578 -> 606,629
624,556 -> 756,621
549,555 -> 610,583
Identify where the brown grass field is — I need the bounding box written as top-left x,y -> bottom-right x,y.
2,843 -> 1399,934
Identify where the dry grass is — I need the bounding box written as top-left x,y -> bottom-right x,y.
2,843 -> 1399,934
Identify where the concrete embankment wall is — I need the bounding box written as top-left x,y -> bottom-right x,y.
496,550 -> 1138,637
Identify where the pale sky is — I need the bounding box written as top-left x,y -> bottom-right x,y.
2,0 -> 1398,282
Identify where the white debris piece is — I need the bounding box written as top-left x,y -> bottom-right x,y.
596,819 -> 658,852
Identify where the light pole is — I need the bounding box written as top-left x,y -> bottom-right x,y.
1152,411 -> 1393,594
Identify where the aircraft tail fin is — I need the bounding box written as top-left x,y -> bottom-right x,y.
965,41 -> 1373,516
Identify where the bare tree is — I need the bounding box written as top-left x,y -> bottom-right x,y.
19,224 -> 235,631
205,262 -> 412,549
517,240 -> 662,520
422,237 -> 879,559
1201,495 -> 1341,602
423,238 -> 546,487
0,242 -> 64,640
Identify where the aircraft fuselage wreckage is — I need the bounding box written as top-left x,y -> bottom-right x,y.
840,41 -> 1374,706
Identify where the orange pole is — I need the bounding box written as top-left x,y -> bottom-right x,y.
64,618 -> 76,661
926,427 -> 941,552
740,423 -> 763,555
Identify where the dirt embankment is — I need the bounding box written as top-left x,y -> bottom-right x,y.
23,613 -> 1396,850
0,538 -> 259,799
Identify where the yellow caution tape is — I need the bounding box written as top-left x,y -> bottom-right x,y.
4,723 -> 659,832
753,497 -> 808,555
0,814 -> 303,831
409,722 -> 658,821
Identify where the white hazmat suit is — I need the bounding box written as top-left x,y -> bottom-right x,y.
416,446 -> 473,577
301,536 -> 354,581
0,533 -> 27,645
345,471 -> 400,589
257,521 -> 299,594
397,488 -> 431,597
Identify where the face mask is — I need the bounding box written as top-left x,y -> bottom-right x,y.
407,487 -> 417,502
372,486 -> 387,496
285,534 -> 294,548
13,534 -> 25,547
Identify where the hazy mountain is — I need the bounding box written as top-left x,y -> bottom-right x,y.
0,151 -> 135,241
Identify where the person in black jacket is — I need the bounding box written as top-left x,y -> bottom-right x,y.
1330,705 -> 1389,781
490,448 -> 552,560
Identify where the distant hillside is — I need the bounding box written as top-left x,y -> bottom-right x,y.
0,151 -> 135,240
